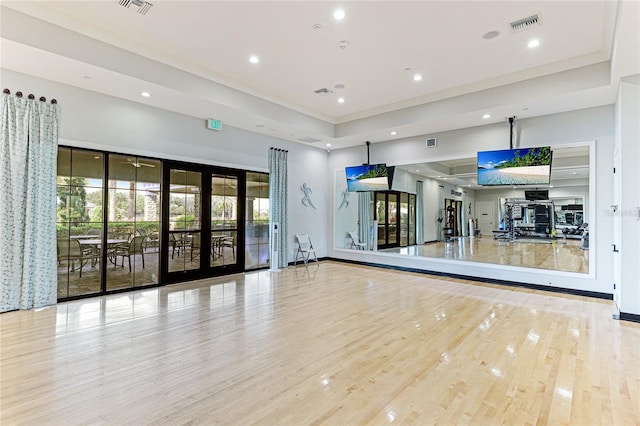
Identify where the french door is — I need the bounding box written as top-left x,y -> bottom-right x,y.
375,191 -> 416,249
162,161 -> 245,283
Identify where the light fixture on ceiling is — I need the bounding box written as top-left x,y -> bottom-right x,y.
413,74 -> 423,81
528,39 -> 540,48
337,97 -> 345,103
140,91 -> 150,97
249,55 -> 259,64
482,30 -> 500,40
482,113 -> 491,119
333,9 -> 345,20
572,172 -> 578,175
549,185 -> 554,188
390,131 -> 397,136
326,143 -> 331,147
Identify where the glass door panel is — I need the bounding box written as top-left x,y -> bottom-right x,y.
400,193 -> 409,246
56,148 -> 104,299
376,193 -> 387,246
388,193 -> 398,245
211,174 -> 238,268
106,155 -> 162,290
168,169 -> 202,273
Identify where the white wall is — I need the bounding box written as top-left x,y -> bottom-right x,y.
615,77 -> 640,316
328,106 -> 614,295
2,69 -> 330,262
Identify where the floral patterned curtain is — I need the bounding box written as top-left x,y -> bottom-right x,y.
268,148 -> 288,268
0,93 -> 59,312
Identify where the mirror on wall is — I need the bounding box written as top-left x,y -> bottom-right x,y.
335,145 -> 591,274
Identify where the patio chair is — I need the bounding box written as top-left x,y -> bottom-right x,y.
110,235 -> 146,272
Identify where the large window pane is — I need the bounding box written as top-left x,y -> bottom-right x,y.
107,155 -> 161,290
57,149 -> 103,299
212,174 -> 238,268
169,169 -> 201,273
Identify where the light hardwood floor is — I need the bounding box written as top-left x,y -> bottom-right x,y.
1,262 -> 638,425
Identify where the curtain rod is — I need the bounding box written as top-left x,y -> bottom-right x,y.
3,88 -> 58,104
269,147 -> 288,152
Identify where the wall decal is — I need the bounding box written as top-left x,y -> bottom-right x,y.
337,190 -> 351,211
300,182 -> 316,210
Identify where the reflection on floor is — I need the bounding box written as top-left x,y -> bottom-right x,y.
381,236 -> 588,274
4,262 -> 637,424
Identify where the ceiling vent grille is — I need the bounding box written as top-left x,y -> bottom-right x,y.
298,136 -> 322,144
426,138 -> 437,148
509,14 -> 541,33
117,0 -> 153,15
314,88 -> 333,96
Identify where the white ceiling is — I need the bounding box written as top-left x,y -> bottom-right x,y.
1,1 -> 638,149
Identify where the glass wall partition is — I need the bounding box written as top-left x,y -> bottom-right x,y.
245,173 -> 269,270
56,148 -> 104,298
106,155 -> 161,290
56,147 -> 262,300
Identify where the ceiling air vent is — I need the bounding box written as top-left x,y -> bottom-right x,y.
426,138 -> 437,148
314,88 -> 333,96
117,0 -> 153,15
298,137 -> 322,144
509,14 -> 541,33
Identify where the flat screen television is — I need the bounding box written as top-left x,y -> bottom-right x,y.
525,190 -> 549,201
477,146 -> 552,186
345,163 -> 391,192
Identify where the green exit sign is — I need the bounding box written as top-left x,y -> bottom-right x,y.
206,118 -> 222,131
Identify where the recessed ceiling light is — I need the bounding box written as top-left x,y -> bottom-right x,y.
391,131 -> 397,136
483,30 -> 500,40
140,92 -> 150,97
528,39 -> 540,48
337,97 -> 345,103
413,74 -> 423,81
482,113 -> 491,119
549,185 -> 554,188
416,169 -> 420,172
326,143 -> 332,147
333,9 -> 345,20
249,55 -> 259,64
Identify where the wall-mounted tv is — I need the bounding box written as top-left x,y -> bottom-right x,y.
477,146 -> 552,186
345,163 -> 391,192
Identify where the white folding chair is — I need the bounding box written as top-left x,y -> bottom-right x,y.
294,234 -> 318,266
348,231 -> 366,250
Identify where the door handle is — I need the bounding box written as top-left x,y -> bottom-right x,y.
611,244 -> 619,253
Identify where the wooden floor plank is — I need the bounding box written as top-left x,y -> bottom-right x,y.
1,261 -> 637,425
